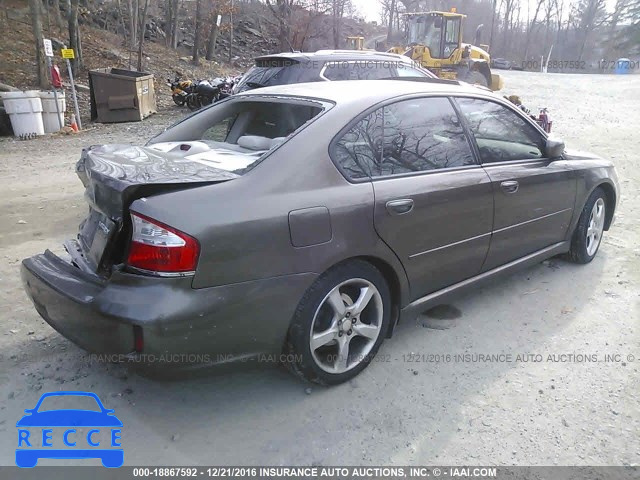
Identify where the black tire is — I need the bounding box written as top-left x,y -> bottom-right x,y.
172,94 -> 185,106
186,94 -> 201,111
568,187 -> 607,264
284,260 -> 392,385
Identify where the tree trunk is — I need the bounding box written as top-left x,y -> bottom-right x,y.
387,0 -> 396,42
171,0 -> 179,48
205,12 -> 220,60
137,0 -> 149,71
29,0 -> 48,88
127,0 -> 137,52
67,0 -> 80,74
52,0 -> 63,33
192,0 -> 202,64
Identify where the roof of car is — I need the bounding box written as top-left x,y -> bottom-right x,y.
239,78 -> 491,105
254,50 -> 418,64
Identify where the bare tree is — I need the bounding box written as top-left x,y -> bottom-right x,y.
206,10 -> 221,60
66,0 -> 83,73
266,0 -> 295,51
523,0 -> 546,62
137,0 -> 149,71
52,0 -> 64,33
29,0 -> 48,88
193,0 -> 203,64
573,0 -> 607,61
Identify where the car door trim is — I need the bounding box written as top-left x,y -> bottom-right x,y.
409,231 -> 492,259
401,241 -> 570,320
492,208 -> 573,234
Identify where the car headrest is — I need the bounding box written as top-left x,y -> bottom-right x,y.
237,135 -> 273,151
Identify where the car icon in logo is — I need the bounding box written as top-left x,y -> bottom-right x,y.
16,391 -> 123,468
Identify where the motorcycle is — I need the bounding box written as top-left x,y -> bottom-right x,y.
186,77 -> 240,111
186,80 -> 219,111
167,77 -> 195,106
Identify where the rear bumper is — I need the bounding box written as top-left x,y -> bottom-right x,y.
21,250 -> 317,365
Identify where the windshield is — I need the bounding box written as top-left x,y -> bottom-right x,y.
148,97 -> 329,175
408,16 -> 442,58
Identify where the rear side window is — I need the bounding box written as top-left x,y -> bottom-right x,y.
333,97 -> 475,179
455,98 -> 545,163
322,61 -> 395,81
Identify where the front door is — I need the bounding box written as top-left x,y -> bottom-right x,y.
455,97 -> 576,270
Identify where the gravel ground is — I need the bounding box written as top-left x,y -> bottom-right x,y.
0,71 -> 638,466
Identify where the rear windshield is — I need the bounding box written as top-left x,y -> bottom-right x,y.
234,59 -> 315,93
147,97 -> 329,175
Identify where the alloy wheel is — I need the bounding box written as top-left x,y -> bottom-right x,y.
586,197 -> 605,256
309,278 -> 383,374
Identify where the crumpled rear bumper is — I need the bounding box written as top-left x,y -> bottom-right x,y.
21,249 -> 317,364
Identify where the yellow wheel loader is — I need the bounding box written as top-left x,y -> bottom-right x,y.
388,10 -> 503,91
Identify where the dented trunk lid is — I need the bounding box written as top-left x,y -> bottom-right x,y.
74,143 -> 241,274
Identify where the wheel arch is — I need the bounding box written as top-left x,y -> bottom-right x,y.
596,182 -> 616,230
581,181 -> 616,231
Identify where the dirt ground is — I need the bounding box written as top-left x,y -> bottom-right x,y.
0,71 -> 638,466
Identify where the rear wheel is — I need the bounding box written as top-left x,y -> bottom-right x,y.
284,260 -> 391,385
172,94 -> 185,106
568,188 -> 607,264
186,94 -> 201,111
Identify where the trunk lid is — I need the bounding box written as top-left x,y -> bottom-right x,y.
74,143 -> 241,275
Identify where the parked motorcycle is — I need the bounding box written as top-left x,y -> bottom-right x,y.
186,77 -> 240,111
167,77 -> 195,106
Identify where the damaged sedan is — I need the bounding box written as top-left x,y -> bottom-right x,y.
21,79 -> 619,384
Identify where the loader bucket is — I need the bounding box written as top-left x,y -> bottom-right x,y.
490,73 -> 504,91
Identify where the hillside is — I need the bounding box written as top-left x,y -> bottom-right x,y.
0,0 -> 384,105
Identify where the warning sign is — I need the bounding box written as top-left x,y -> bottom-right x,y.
61,48 -> 75,59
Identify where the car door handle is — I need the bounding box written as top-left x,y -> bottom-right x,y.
500,180 -> 519,194
386,199 -> 414,215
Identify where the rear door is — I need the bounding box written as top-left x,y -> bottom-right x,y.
454,97 -> 576,270
332,96 -> 493,300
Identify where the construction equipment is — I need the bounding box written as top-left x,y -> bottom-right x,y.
388,10 -> 503,91
345,36 -> 365,50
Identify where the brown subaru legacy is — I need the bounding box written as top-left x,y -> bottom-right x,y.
21,79 -> 618,384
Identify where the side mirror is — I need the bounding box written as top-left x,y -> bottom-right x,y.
545,137 -> 565,158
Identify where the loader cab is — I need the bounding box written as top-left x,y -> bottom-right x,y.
406,12 -> 463,60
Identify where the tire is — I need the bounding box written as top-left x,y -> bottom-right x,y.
460,70 -> 488,87
172,94 -> 185,106
186,94 -> 201,111
284,260 -> 392,385
568,187 -> 607,264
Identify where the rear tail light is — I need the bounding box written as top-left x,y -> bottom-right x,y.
126,213 -> 199,275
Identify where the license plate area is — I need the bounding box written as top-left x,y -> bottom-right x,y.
78,209 -> 118,269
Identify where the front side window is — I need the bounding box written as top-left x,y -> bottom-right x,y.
455,98 -> 545,163
333,97 -> 475,180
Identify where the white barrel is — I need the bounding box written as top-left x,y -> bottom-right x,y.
39,91 -> 66,133
0,91 -> 45,137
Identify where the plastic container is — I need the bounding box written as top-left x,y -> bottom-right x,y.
39,91 -> 66,133
0,91 -> 45,137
